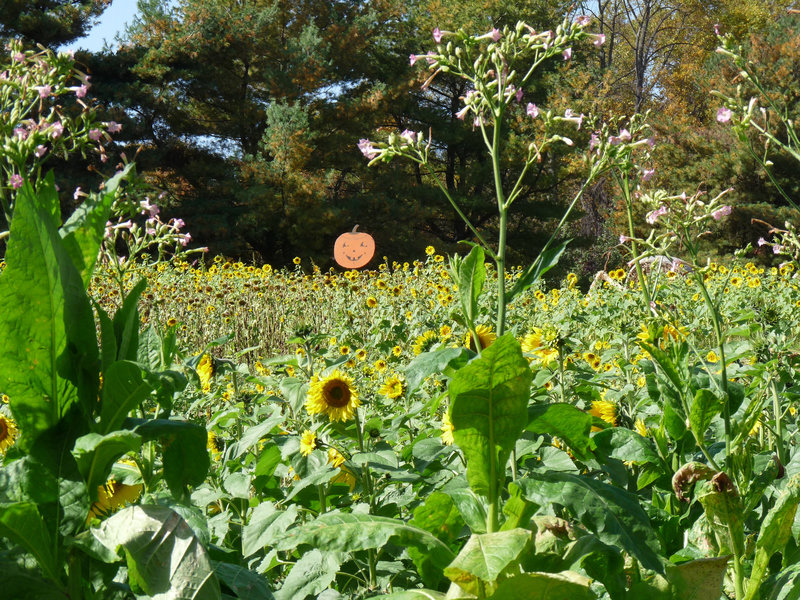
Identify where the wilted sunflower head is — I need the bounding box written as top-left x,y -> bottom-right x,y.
306,370 -> 360,422
0,414 -> 19,457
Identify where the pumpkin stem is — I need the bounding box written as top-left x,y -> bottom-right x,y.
352,224 -> 360,233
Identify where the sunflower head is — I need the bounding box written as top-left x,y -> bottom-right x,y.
300,430 -> 319,456
588,400 -> 617,428
441,411 -> 455,446
466,324 -> 496,352
306,370 -> 360,422
197,354 -> 214,391
0,414 -> 19,457
379,375 -> 405,399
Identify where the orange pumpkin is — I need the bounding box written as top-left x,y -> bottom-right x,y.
334,225 -> 375,269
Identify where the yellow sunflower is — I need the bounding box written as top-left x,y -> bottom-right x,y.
379,375 -> 405,399
328,448 -> 356,490
300,430 -> 319,456
465,324 -> 496,351
306,370 -> 360,422
197,354 -> 214,392
412,330 -> 438,355
441,411 -> 455,446
207,430 -> 223,459
87,479 -> 143,522
588,400 -> 617,430
0,414 -> 19,457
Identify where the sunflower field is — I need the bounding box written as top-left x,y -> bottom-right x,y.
3,14 -> 800,600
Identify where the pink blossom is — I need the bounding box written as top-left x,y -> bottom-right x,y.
433,28 -> 443,43
409,54 -> 417,66
424,51 -> 437,65
13,127 -> 27,140
473,115 -> 484,127
647,136 -> 656,148
592,34 -> 606,47
642,168 -> 655,182
619,129 -> 632,142
10,174 -> 23,189
35,85 -> 52,98
757,237 -> 768,246
711,205 -> 731,220
106,121 -> 122,133
358,138 -> 378,160
489,28 -> 502,42
180,233 -> 192,247
12,52 -> 25,63
575,15 -> 591,27
34,144 -> 47,158
455,105 -> 470,120
140,198 -> 160,217
773,244 -> 782,254
716,107 -> 732,123
619,234 -> 632,244
526,103 -> 539,118
172,218 -> 185,230
515,88 -> 523,103
589,133 -> 600,150
75,84 -> 88,98
714,23 -> 722,36
560,137 -> 574,146
88,129 -> 102,141
399,129 -> 417,144
50,121 -> 63,139
562,47 -> 572,60
73,187 -> 84,200
646,205 -> 668,225
564,109 -> 583,129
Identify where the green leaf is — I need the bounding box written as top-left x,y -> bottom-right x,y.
274,549 -> 342,600
408,492 -> 464,587
100,361 -> 153,434
72,431 -> 143,502
0,556 -> 68,600
278,377 -> 307,415
446,487 -> 488,534
376,591 -> 445,600
501,483 -> 536,531
696,476 -> 745,556
592,427 -> 660,466
744,476 -> 800,600
665,557 -> 729,600
0,502 -> 63,588
689,389 -> 723,436
763,563 -> 800,600
0,179 -> 97,452
242,502 -> 300,558
232,412 -> 288,459
275,512 -> 456,569
457,245 -> 485,328
91,504 -> 221,599
404,347 -> 470,394
113,278 -> 147,363
60,164 -> 134,286
449,335 -> 532,498
127,419 -> 210,497
562,535 -> 625,594
211,561 -> 275,600
443,529 -> 531,595
137,325 -> 163,371
507,239 -> 570,304
490,571 -> 594,600
516,472 -> 664,573
527,403 -> 593,462
254,442 -> 282,478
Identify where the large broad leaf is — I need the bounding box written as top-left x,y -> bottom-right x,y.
744,476 -> 800,600
665,557 -> 729,600
506,239 -> 570,304
100,361 -> 153,434
377,591 -> 445,600
60,164 -> 134,286
211,561 -> 275,600
449,335 -> 532,498
231,412 -> 286,459
126,419 -> 210,497
71,431 -> 143,502
113,278 -> 147,363
0,179 -> 97,452
0,502 -> 63,588
764,563 -> 800,600
457,245 -> 485,328
689,389 -> 723,436
491,571 -> 594,600
0,557 -> 67,600
91,504 -> 220,599
527,403 -> 593,462
516,472 -> 664,573
241,502 -> 300,558
443,529 -> 531,595
408,492 -> 465,587
274,549 -> 342,600
275,512 -> 455,570
592,427 -> 660,466
405,347 -> 470,394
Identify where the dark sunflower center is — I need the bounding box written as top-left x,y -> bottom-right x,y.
323,380 -> 351,408
0,420 -> 7,441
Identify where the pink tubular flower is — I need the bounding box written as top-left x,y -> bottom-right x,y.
140,198 -> 159,217
172,218 -> 185,230
575,15 -> 591,27
562,48 -> 572,61
757,237 -> 768,247
711,205 -> 731,220
50,121 -> 64,139
35,144 -> 47,158
714,23 -> 722,36
358,138 -> 378,160
526,103 -> 539,118
515,88 -> 523,103
716,107 -> 732,123
10,174 -> 23,189
399,129 -> 417,144
489,28 -> 502,42
455,105 -> 470,120
88,129 -> 102,141
13,127 -> 27,140
73,187 -> 84,201
773,244 -> 782,254
12,52 -> 25,63
564,109 -> 583,129
75,84 -> 88,98
641,168 -> 655,182
106,121 -> 122,133
646,205 -> 668,225
180,233 -> 192,247
619,234 -> 632,244
619,129 -> 632,142
35,85 -> 52,98
592,33 -> 606,47
433,28 -> 443,43
409,54 -> 417,66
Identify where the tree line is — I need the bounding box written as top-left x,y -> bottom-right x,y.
3,0 -> 798,271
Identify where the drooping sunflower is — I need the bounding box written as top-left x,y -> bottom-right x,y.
87,479 -> 143,522
300,430 -> 319,456
0,414 -> 19,457
588,399 -> 617,429
306,370 -> 360,422
412,330 -> 438,355
441,411 -> 455,446
465,324 -> 496,351
328,448 -> 356,490
207,430 -> 223,459
197,354 -> 214,392
379,375 -> 404,399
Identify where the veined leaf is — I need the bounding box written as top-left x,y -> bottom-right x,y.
491,570 -> 594,600
457,245 -> 485,328
449,335 -> 532,498
72,430 -> 142,502
527,403 -> 592,462
0,502 -> 63,588
443,529 -> 531,595
506,239 -> 570,304
100,360 -> 153,434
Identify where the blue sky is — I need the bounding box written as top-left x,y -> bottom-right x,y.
63,2 -> 142,52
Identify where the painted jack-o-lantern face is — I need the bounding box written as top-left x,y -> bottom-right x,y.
334,225 -> 375,269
